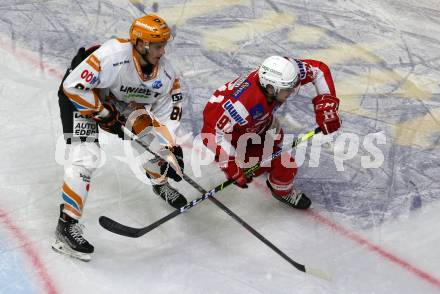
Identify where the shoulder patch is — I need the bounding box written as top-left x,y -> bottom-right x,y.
86,54 -> 101,72
249,103 -> 264,120
152,80 -> 163,89
231,80 -> 251,99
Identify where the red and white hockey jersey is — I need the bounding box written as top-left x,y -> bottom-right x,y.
201,58 -> 336,159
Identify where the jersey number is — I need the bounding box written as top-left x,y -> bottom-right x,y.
170,106 -> 182,121
216,115 -> 230,130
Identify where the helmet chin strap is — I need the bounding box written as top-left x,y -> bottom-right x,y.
134,45 -> 154,75
261,84 -> 277,104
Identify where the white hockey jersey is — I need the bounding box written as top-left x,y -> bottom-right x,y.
63,38 -> 182,144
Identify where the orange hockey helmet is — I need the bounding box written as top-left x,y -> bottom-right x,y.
129,14 -> 171,45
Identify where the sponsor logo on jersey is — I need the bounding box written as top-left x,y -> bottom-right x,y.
231,80 -> 251,99
249,104 -> 264,120
120,85 -> 160,98
74,112 -> 89,119
295,60 -> 306,80
80,69 -> 97,84
79,173 -> 91,183
120,85 -> 150,94
232,76 -> 246,87
73,111 -> 97,138
171,93 -> 183,102
152,80 -> 163,89
112,60 -> 129,67
90,75 -> 98,85
222,100 -> 247,125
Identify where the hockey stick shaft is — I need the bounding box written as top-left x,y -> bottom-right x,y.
171,128 -> 327,278
207,196 -> 329,280
99,127 -> 328,278
100,127 -> 320,235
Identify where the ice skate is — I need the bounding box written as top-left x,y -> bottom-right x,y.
52,205 -> 94,261
267,181 -> 311,209
152,182 -> 187,209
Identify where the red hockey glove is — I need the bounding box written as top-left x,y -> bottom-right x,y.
312,94 -> 341,135
220,157 -> 251,188
93,102 -> 125,138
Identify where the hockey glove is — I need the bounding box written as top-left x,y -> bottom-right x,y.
159,145 -> 184,182
93,102 -> 125,139
220,157 -> 252,188
312,94 -> 341,135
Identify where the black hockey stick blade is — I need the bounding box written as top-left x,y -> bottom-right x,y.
99,216 -> 140,238
99,216 -> 146,238
99,207 -> 182,238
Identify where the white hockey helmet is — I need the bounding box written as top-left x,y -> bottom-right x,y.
258,56 -> 300,95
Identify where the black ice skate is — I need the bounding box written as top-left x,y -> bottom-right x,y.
52,204 -> 94,261
152,182 -> 187,209
266,181 -> 312,209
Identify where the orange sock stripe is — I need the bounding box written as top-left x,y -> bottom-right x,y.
62,183 -> 84,211
64,90 -> 96,110
64,203 -> 81,218
145,169 -> 162,179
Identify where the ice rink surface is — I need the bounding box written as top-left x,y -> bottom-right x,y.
0,0 -> 439,293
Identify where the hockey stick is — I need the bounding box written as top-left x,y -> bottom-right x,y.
100,127 -> 320,234
99,127 -> 328,279
100,127 -> 320,237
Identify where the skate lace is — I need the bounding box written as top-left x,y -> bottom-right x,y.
68,223 -> 87,245
285,189 -> 303,206
159,184 -> 181,203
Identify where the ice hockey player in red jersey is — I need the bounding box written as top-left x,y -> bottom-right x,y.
52,14 -> 186,261
201,55 -> 341,209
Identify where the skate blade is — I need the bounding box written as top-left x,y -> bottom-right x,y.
52,240 -> 91,262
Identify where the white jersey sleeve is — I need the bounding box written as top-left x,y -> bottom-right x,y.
62,40 -> 122,115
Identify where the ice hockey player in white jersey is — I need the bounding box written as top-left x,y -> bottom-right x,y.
52,14 -> 186,261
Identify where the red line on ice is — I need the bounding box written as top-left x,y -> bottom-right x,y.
305,209 -> 440,289
252,180 -> 440,289
188,142 -> 440,288
0,35 -> 64,80
0,34 -> 59,294
0,208 -> 58,294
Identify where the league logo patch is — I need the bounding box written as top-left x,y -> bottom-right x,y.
250,104 -> 264,120
231,80 -> 251,99
152,80 -> 163,89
